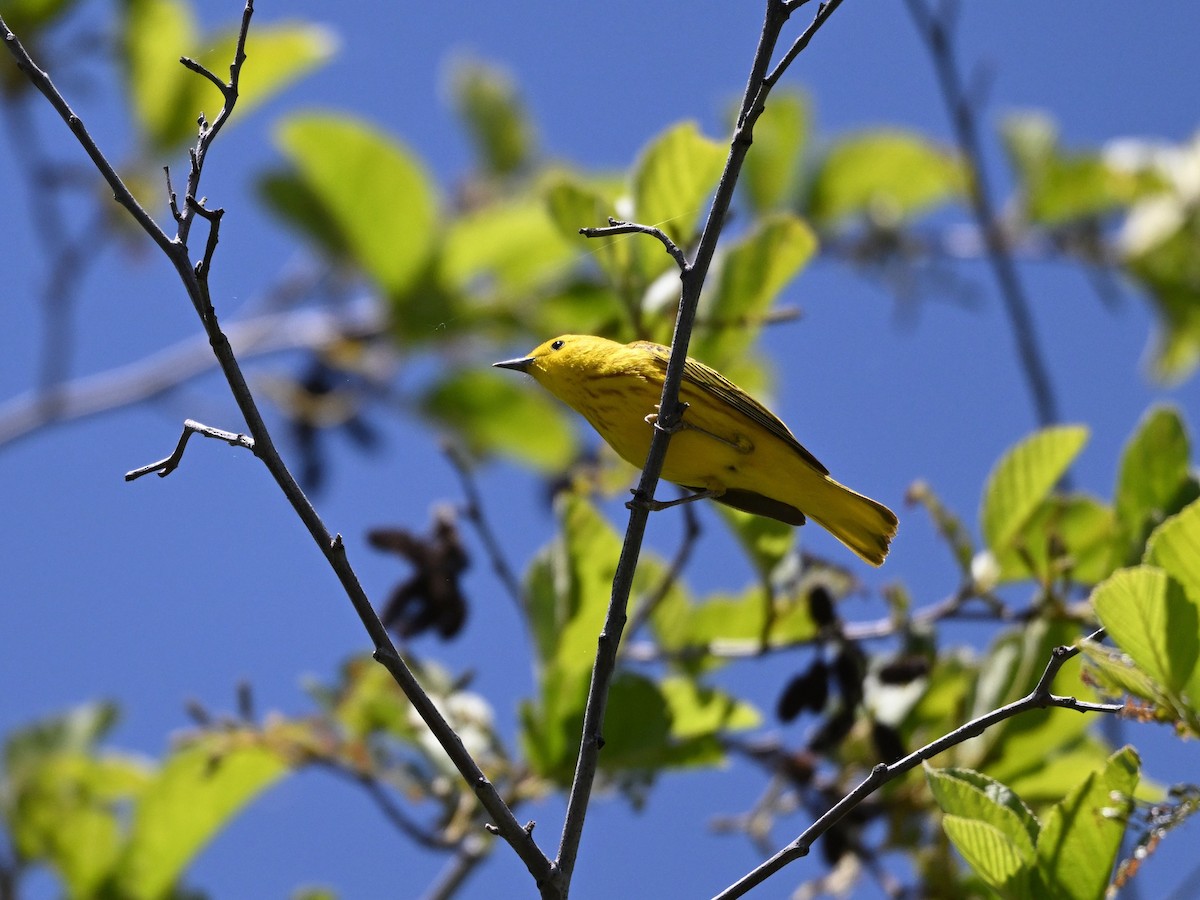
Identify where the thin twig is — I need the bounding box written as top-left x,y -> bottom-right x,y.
443,442 -> 525,610
905,0 -> 1060,427
578,217 -> 688,271
124,418 -> 254,481
556,0 -> 846,889
710,628 -> 1119,899
0,300 -> 379,449
0,8 -> 554,891
625,502 -> 701,641
423,836 -> 491,900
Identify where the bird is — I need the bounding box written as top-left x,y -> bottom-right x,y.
494,334 -> 898,565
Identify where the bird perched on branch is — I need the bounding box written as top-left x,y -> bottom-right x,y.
495,334 -> 898,566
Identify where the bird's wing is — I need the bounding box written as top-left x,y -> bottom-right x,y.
631,341 -> 830,476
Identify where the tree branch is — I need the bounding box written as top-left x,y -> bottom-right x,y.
0,6 -> 554,890
556,0 -> 846,890
711,628 -> 1119,899
906,0 -> 1060,427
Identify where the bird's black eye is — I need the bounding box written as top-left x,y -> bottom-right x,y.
551,339 -> 565,351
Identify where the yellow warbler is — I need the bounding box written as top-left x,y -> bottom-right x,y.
495,334 -> 898,566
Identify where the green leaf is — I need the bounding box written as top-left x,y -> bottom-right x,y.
650,582 -> 821,662
1002,112 -> 1163,226
960,620 -> 1090,771
631,121 -> 725,275
1035,747 -> 1139,900
980,425 -> 1089,552
693,214 -> 816,368
1092,565 -> 1199,700
925,766 -> 1039,857
8,751 -> 150,897
450,57 -> 536,176
421,369 -> 577,472
543,174 -> 631,284
3,701 -> 119,780
940,815 -> 1032,897
989,494 -> 1116,585
659,677 -> 760,739
0,0 -> 81,40
192,21 -> 335,127
268,112 -> 438,296
1115,405 -> 1199,562
1122,184 -> 1200,382
808,129 -> 964,225
740,88 -> 810,212
1144,498 -> 1200,603
441,194 -> 576,297
114,736 -> 289,899
123,0 -> 194,151
123,0 -> 332,151
713,504 -> 794,582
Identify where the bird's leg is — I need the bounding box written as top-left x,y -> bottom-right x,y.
627,487 -> 723,514
645,406 -> 753,453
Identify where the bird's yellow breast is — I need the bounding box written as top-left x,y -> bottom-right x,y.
561,367 -> 792,496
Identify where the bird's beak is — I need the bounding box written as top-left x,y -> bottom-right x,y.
493,355 -> 534,373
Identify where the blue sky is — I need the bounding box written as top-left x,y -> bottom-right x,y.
3,3 -> 1200,898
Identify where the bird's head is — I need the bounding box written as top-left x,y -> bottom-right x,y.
493,334 -> 617,395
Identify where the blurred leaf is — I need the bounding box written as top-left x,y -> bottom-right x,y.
544,174 -> 631,284
450,57 -> 536,176
962,620 -> 1089,773
4,701 -> 119,780
422,369 -> 576,472
651,582 -> 819,662
739,88 -> 810,212
123,0 -> 194,151
519,496 -> 737,782
1114,405 -> 1199,563
659,677 -> 760,739
632,121 -> 725,249
328,656 -> 417,742
713,504 -> 794,582
441,194 -> 575,298
1034,747 -> 1138,900
267,112 -> 437,296
906,480 -> 976,574
1125,205 -> 1200,383
1002,112 -> 1164,226
8,750 -> 149,897
123,0 -> 332,151
807,129 -> 964,225
114,734 -> 289,899
990,493 -> 1117,585
980,425 -> 1089,553
693,214 -> 816,368
191,21 -> 335,129
0,0 -> 80,41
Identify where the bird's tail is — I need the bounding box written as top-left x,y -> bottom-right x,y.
807,477 -> 898,567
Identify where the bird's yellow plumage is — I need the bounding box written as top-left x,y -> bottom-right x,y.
495,334 -> 898,565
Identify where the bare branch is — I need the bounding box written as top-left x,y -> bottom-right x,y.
2,6 -> 554,888
905,0 -> 1059,427
0,300 -> 380,449
579,217 -> 688,271
554,0 -> 846,889
711,628 -> 1120,899
443,443 -> 525,611
124,418 -> 255,481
